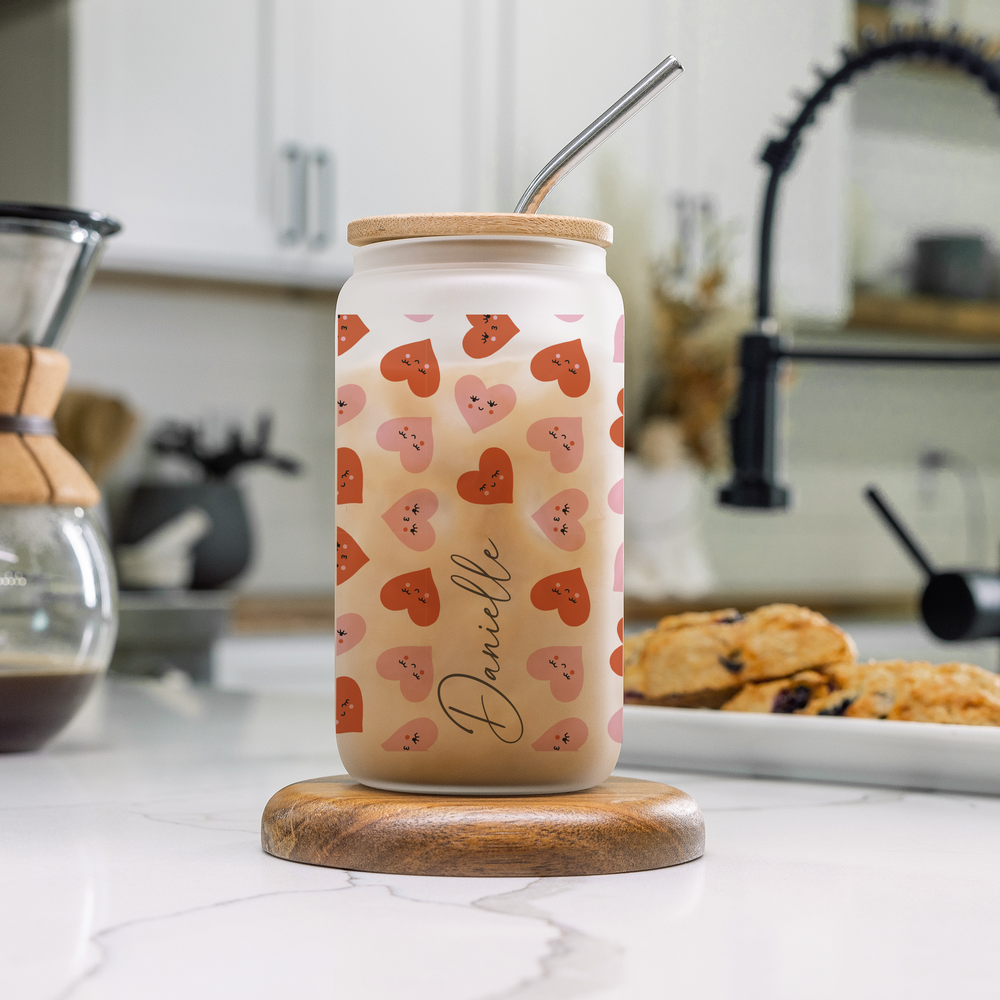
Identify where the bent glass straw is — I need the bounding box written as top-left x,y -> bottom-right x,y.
513,54 -> 683,215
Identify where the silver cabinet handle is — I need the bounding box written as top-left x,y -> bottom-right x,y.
307,147 -> 333,251
278,143 -> 307,246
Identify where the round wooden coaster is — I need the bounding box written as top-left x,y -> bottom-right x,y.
346,213 -> 613,248
261,775 -> 704,877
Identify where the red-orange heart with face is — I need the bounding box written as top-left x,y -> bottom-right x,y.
337,314 -> 369,356
336,448 -> 363,505
463,313 -> 519,358
336,527 -> 369,584
380,339 -> 440,397
380,568 -> 441,626
530,339 -> 591,397
529,568 -> 590,626
335,676 -> 363,733
456,448 -> 514,505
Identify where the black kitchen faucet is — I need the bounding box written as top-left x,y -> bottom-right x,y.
718,26 -> 1000,645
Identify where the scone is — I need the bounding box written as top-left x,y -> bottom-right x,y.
623,627 -> 653,701
627,604 -> 855,709
720,669 -> 834,715
722,659 -> 1000,726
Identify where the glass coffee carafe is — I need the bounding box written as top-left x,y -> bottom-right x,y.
0,204 -> 121,751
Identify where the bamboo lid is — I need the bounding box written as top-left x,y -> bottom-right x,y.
0,345 -> 100,507
347,213 -> 613,248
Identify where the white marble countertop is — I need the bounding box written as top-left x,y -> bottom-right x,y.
5,674 -> 1000,1000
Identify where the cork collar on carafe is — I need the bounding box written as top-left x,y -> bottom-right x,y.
0,345 -> 99,507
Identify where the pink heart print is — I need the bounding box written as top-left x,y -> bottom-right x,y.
525,417 -> 584,473
454,374 -> 516,433
381,718 -> 439,751
607,478 -> 624,514
607,708 -> 623,744
614,543 -> 624,593
381,489 -> 437,552
531,717 -> 589,751
613,314 -> 624,363
336,384 -> 366,426
376,417 -> 433,472
527,646 -> 584,702
531,489 -> 588,551
376,646 -> 434,702
335,613 -> 366,656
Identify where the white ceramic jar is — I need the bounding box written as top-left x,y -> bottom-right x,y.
335,214 -> 625,794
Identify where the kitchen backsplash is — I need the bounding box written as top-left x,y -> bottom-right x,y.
63,274 -> 338,593
62,275 -> 1000,598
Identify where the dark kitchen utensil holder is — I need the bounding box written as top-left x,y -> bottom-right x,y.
717,26 -> 1000,647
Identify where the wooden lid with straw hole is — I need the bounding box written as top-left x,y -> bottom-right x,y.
0,345 -> 100,507
347,212 -> 613,248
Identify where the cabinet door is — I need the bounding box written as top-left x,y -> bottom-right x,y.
71,0 -> 283,280
276,0 -> 469,280
505,0 -> 850,319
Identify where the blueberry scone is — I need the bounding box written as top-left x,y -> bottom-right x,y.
722,659 -> 1000,726
625,604 -> 856,709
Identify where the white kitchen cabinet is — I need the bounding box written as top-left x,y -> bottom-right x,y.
71,0 -> 291,282
71,0 -> 471,287
69,0 -> 849,298
270,0 -> 468,279
501,0 -> 852,320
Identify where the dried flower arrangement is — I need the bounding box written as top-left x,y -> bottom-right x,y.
639,198 -> 747,470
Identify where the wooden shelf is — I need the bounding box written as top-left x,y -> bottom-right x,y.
849,290 -> 1000,341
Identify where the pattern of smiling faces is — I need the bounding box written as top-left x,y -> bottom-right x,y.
526,417 -> 584,473
454,374 -> 516,432
381,489 -> 438,551
376,417 -> 433,472
336,311 -> 622,757
376,646 -> 434,702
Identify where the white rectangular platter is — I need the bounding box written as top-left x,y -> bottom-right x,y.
620,704 -> 1000,795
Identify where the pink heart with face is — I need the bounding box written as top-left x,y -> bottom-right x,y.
607,478 -> 624,514
381,489 -> 437,551
607,708 -> 623,744
336,384 -> 366,426
376,646 -> 434,702
613,314 -> 624,363
381,718 -> 438,751
531,489 -> 588,551
335,613 -> 366,656
531,717 -> 589,751
526,417 -> 584,473
527,646 -> 584,702
376,417 -> 433,472
614,543 -> 624,592
454,375 -> 516,433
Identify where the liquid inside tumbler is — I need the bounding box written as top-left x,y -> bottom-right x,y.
335,214 -> 625,794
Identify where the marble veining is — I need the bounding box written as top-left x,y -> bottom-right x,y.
3,675 -> 1000,999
